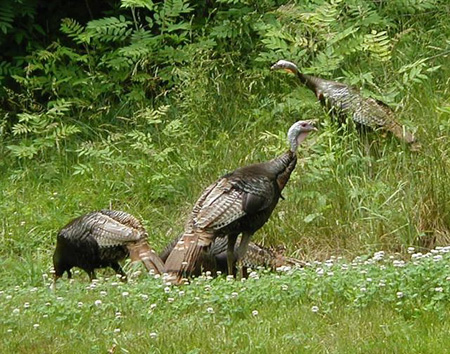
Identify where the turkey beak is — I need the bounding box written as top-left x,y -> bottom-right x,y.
305,121 -> 318,132
270,63 -> 280,71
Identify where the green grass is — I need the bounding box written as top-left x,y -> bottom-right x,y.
2,250 -> 450,353
1,1 -> 450,351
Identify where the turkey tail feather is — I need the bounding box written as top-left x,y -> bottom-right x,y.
127,240 -> 164,274
164,232 -> 211,284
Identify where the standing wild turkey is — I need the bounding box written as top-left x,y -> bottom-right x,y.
52,209 -> 164,283
164,120 -> 316,284
160,234 -> 304,277
271,60 -> 419,150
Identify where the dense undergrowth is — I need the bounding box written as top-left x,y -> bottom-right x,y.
1,0 -> 450,351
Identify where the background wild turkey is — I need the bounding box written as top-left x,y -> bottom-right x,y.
164,120 -> 316,284
160,234 -> 304,277
53,209 -> 164,283
271,60 -> 419,150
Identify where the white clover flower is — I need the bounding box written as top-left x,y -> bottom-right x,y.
231,292 -> 239,298
7,329 -> 12,333
204,285 -> 211,291
20,221 -> 26,226
111,282 -> 119,287
45,302 -> 51,306
446,276 -> 450,281
435,287 -> 443,292
114,328 -> 121,333
33,324 -> 39,329
281,284 -> 288,291
141,294 -> 149,300
154,274 -> 161,279
360,287 -> 367,292
407,247 -> 415,254
12,308 -> 20,314
252,310 -> 259,317
393,260 -> 405,268
115,312 -> 122,318
366,278 -> 372,282
167,297 -> 174,303
24,302 -> 30,309
43,314 -> 48,318
316,268 -> 324,276
178,291 -> 185,297
249,272 -> 259,279
164,287 -> 171,294
216,271 -> 222,276
412,253 -> 423,259
150,332 -> 157,339
206,307 -> 214,314
100,291 -> 107,296
311,306 -> 319,313
205,271 -> 212,277
122,291 -> 129,297
433,255 -> 443,262
227,275 -> 234,281
150,303 -> 157,310
327,271 -> 334,277
78,302 -> 83,307
94,300 -> 102,306
396,292 -> 404,298
360,270 -> 367,275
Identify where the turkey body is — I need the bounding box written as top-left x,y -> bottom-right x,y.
53,209 -> 164,281
164,120 -> 316,284
271,60 -> 418,149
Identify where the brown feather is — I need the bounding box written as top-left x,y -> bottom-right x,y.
127,239 -> 164,274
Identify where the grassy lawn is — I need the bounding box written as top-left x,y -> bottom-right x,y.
2,250 -> 450,353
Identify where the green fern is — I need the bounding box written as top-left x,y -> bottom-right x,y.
0,1 -> 14,34
86,16 -> 133,43
60,18 -> 86,44
362,30 -> 392,62
120,0 -> 155,11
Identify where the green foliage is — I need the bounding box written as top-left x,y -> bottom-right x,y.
7,100 -> 80,159
2,250 -> 450,352
0,3 -> 450,351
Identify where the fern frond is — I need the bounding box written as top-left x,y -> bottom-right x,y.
0,2 -> 14,34
60,18 -> 87,44
362,30 -> 392,62
86,16 -> 133,42
121,0 -> 155,11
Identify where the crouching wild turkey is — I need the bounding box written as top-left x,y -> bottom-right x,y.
160,235 -> 305,277
164,120 -> 316,284
271,60 -> 419,150
52,210 -> 164,283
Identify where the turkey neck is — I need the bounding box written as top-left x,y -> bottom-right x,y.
271,150 -> 297,192
296,72 -> 325,94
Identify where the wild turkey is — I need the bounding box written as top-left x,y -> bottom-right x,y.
52,210 -> 164,283
160,234 -> 304,276
164,120 -> 316,284
271,60 -> 419,150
